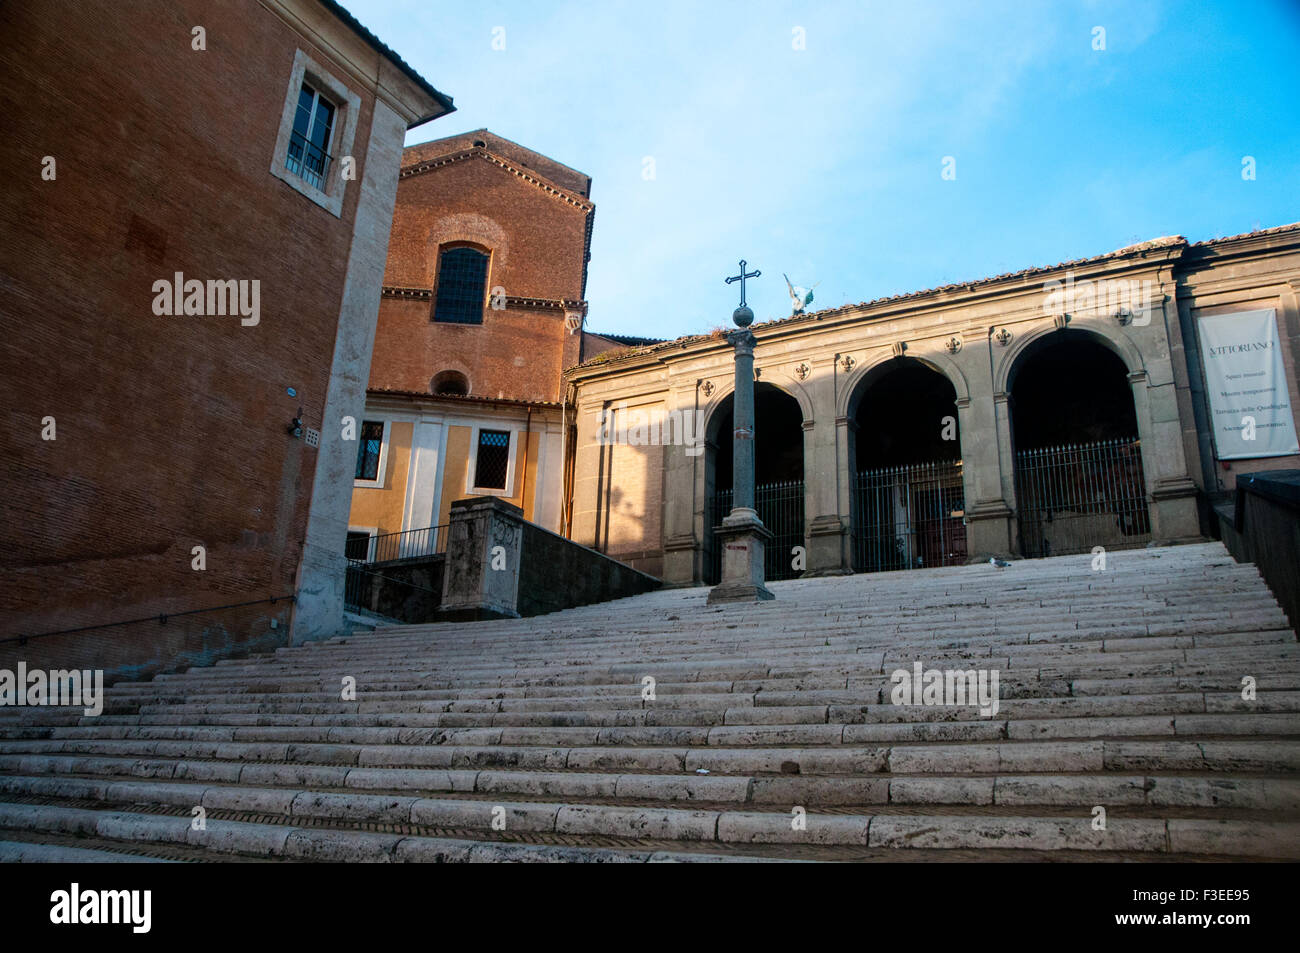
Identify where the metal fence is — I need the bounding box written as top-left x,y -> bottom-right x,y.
348,524 -> 448,564
344,558 -> 367,611
851,460 -> 967,573
1014,437 -> 1150,558
707,479 -> 805,584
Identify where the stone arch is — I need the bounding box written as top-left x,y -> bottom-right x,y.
423,213 -> 508,287
995,319 -> 1145,396
700,372 -> 813,440
838,347 -> 970,419
1002,322 -> 1153,558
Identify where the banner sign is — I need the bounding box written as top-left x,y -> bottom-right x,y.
1197,309 -> 1299,460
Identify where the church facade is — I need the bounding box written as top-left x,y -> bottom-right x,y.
566,224 -> 1300,586
345,130 -> 654,559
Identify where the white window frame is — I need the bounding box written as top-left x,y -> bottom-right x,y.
353,419 -> 391,489
466,423 -> 519,497
345,526 -> 378,562
270,49 -> 361,218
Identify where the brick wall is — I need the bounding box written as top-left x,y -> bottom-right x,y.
0,0 -> 384,674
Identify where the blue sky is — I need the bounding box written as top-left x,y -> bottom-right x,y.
348,0 -> 1300,340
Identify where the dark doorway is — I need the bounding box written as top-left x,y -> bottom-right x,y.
1011,333 -> 1137,449
849,358 -> 966,572
1009,330 -> 1150,556
706,383 -> 805,583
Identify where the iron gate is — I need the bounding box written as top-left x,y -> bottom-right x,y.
851,460 -> 966,573
1014,437 -> 1150,558
707,479 -> 805,584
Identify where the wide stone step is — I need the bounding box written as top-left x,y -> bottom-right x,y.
6,737 -> 1297,774
1,793 -> 1294,858
0,839 -> 177,863
4,763 -> 1299,809
0,802 -> 766,863
20,710 -> 1298,745
44,690 -> 1300,731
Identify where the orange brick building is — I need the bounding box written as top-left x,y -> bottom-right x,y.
0,0 -> 453,675
346,130 -> 654,556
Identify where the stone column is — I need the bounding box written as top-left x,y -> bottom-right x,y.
963,382 -> 1015,560
709,327 -> 775,604
438,497 -> 524,621
291,100 -> 407,645
1130,369 -> 1201,544
805,366 -> 852,576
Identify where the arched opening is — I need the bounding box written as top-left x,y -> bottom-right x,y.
705,383 -> 805,583
1009,330 -> 1150,557
848,358 -> 966,572
431,370 -> 470,396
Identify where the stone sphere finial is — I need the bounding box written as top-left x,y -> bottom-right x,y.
733,305 -> 754,328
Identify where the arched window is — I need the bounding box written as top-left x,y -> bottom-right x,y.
431,370 -> 470,396
433,246 -> 489,324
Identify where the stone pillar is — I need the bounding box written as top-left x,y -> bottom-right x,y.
661,384 -> 703,587
291,100 -> 408,645
708,325 -> 775,604
963,386 -> 1016,560
731,330 -> 758,512
438,497 -> 524,621
805,412 -> 852,576
1130,369 -> 1201,544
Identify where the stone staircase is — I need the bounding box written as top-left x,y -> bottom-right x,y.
1,541 -> 1297,862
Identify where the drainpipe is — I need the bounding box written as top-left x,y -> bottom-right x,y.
833,353 -> 841,525
521,406 -> 533,519
693,379 -> 701,577
559,384 -> 569,536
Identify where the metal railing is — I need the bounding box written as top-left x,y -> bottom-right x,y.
1014,437 -> 1150,558
851,460 -> 966,573
285,130 -> 332,189
707,479 -> 805,584
349,524 -> 448,565
344,558 -> 367,612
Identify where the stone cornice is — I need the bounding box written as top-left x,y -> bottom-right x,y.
380,286 -> 587,314
400,147 -> 595,213
259,0 -> 452,126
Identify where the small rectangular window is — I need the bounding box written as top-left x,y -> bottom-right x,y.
344,531 -> 371,561
475,429 -> 510,490
286,82 -> 335,190
355,420 -> 384,481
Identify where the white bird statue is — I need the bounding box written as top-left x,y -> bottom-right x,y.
784,274 -> 819,316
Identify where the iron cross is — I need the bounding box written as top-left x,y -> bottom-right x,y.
725,260 -> 761,307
